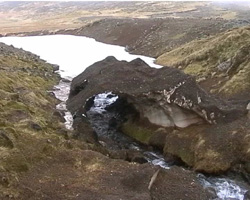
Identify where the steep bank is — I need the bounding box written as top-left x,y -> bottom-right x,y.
0,42 -> 64,197
156,26 -> 250,100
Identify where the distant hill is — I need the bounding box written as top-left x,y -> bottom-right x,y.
1,1 -> 250,34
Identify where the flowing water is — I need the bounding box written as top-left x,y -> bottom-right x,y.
0,35 -> 248,200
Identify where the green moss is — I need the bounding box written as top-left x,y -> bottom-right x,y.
2,152 -> 29,172
0,44 -> 64,179
5,101 -> 28,111
156,26 -> 250,96
183,63 -> 204,76
121,120 -> 154,144
219,63 -> 250,95
42,144 -> 56,155
173,148 -> 194,166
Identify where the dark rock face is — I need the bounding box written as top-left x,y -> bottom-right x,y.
67,57 -> 249,173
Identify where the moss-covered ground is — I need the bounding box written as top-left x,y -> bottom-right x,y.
0,43 -> 81,198
156,26 -> 250,98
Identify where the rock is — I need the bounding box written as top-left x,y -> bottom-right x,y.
247,102 -> 250,110
72,114 -> 98,144
131,156 -> 148,164
30,122 -> 42,131
204,186 -> 218,199
126,150 -> 148,164
52,64 -> 59,72
67,57 -> 246,127
148,128 -> 173,150
244,190 -> 250,200
53,110 -> 65,122
217,59 -> 231,71
0,130 -> 14,149
61,78 -> 71,83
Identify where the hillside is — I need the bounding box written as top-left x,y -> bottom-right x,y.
156,26 -> 250,100
1,1 -> 250,35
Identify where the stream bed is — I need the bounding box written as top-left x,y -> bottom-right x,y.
0,35 -> 248,200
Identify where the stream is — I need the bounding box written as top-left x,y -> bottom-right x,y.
0,35 -> 248,200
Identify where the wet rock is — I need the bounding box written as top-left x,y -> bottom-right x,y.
126,150 -> 148,164
69,79 -> 88,98
131,156 -> 148,164
244,190 -> 250,200
52,64 -> 59,72
72,114 -> 98,144
148,128 -> 173,150
204,186 -> 218,199
61,78 -> 71,83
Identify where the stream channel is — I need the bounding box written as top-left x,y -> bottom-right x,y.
0,35 -> 248,200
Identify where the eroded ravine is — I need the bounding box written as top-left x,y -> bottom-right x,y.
53,78 -> 248,200
0,35 -> 249,200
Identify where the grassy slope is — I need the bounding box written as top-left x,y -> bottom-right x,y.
156,26 -> 250,98
0,43 -> 73,197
